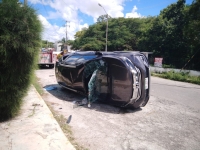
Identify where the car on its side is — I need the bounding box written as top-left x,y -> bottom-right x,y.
55,51 -> 150,108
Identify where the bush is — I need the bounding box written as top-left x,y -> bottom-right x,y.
152,71 -> 200,85
0,0 -> 42,121
162,64 -> 175,68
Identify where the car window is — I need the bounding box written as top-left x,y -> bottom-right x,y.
64,55 -> 97,65
76,55 -> 97,64
64,55 -> 80,65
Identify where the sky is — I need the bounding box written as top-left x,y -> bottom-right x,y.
19,0 -> 193,42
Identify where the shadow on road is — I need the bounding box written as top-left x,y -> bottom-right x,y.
43,84 -> 84,101
43,84 -> 142,114
37,66 -> 54,69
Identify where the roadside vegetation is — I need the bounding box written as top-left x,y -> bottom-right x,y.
32,75 -> 44,95
0,0 -> 42,121
46,102 -> 88,150
69,0 -> 200,71
152,71 -> 200,85
32,74 -> 88,150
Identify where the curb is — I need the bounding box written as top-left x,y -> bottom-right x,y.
0,85 -> 76,150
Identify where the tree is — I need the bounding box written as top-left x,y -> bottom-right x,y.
159,0 -> 188,68
183,0 -> 200,70
70,1 -> 200,70
41,40 -> 54,48
138,0 -> 188,67
0,0 -> 42,120
137,16 -> 164,55
97,14 -> 112,23
108,18 -> 135,51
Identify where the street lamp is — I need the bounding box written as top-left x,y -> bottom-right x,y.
98,3 -> 108,52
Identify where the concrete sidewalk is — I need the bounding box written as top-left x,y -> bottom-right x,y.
0,85 -> 75,150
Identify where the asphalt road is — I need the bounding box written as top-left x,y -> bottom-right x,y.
151,76 -> 200,110
36,69 -> 200,150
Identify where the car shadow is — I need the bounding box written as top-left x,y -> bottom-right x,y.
43,84 -> 84,101
43,84 -> 142,114
38,66 -> 54,69
82,102 -> 142,114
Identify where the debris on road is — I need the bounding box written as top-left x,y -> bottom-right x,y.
66,115 -> 72,124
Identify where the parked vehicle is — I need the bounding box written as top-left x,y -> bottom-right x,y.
38,49 -> 58,68
55,51 -> 150,108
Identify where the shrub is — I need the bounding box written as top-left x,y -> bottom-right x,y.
0,0 -> 42,121
152,71 -> 200,85
162,64 -> 175,68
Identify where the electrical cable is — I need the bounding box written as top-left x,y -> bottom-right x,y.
181,49 -> 200,71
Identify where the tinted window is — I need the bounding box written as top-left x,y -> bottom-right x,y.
64,55 -> 97,65
64,55 -> 80,65
76,55 -> 97,64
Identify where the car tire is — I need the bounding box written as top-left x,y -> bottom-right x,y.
49,64 -> 54,69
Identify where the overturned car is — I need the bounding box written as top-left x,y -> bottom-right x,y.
55,51 -> 150,108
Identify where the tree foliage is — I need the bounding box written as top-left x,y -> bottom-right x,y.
41,40 -> 54,48
183,0 -> 200,70
70,0 -> 200,70
0,0 -> 42,121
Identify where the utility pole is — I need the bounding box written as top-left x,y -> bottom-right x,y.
65,21 -> 70,44
98,3 -> 108,52
65,21 -> 70,52
24,0 -> 27,5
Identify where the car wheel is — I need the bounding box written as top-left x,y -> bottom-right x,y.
49,64 -> 54,69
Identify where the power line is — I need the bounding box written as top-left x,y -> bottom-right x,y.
181,49 -> 200,71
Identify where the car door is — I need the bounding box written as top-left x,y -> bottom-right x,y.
58,54 -> 97,92
59,55 -> 80,87
103,56 -> 132,105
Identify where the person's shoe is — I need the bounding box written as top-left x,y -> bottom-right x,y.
88,102 -> 91,108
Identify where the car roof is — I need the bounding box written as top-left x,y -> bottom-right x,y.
69,51 -> 142,56
69,51 -> 97,55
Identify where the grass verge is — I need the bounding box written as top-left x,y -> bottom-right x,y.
32,73 -> 88,150
151,71 -> 200,85
32,74 -> 44,95
45,102 -> 87,150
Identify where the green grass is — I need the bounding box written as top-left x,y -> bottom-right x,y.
46,102 -> 88,150
152,71 -> 200,85
32,73 -> 44,95
162,64 -> 175,68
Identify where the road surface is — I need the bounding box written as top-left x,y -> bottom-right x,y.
36,69 -> 200,150
151,76 -> 200,110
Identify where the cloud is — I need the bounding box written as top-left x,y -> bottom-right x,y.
29,0 -> 136,42
78,23 -> 89,31
125,5 -> 143,18
38,15 -> 88,42
77,0 -> 125,20
45,11 -> 61,20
